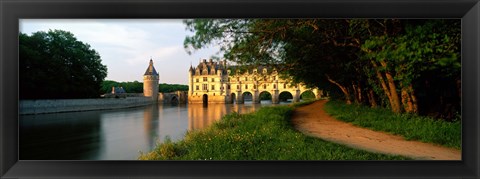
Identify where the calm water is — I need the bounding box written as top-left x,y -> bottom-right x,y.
19,101 -> 290,160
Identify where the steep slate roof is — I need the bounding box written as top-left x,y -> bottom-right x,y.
144,59 -> 159,76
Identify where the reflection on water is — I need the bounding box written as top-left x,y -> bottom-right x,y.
19,100 -> 288,160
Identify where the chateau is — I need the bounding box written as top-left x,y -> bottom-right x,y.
188,59 -> 322,104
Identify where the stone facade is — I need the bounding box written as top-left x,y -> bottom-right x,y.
188,59 -> 321,104
143,59 -> 159,102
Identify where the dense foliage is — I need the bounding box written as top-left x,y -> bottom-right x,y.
101,80 -> 188,94
139,102 -> 409,160
183,19 -> 461,120
20,30 -> 107,99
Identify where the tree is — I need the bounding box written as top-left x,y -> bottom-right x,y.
361,20 -> 460,114
20,30 -> 108,99
183,19 -> 461,119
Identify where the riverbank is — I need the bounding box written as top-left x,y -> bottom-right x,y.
20,97 -> 154,115
138,100 -> 409,160
293,100 -> 461,160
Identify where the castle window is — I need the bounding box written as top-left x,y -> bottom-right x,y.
273,84 -> 276,89
228,77 -> 231,82
227,85 -> 230,90
253,85 -> 256,89
254,77 -> 256,81
284,83 -> 287,88
196,78 -> 199,82
237,77 -> 239,81
273,76 -> 277,80
237,85 -> 240,89
203,77 -> 207,82
263,84 -> 266,89
245,77 -> 247,81
211,85 -> 215,90
196,85 -> 199,91
211,78 -> 215,82
202,84 -> 208,90
245,84 -> 248,89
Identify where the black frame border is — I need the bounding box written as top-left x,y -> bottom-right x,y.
1,0 -> 479,178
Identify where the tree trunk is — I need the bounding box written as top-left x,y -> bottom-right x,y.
401,88 -> 414,113
352,82 -> 363,104
326,75 -> 352,104
409,84 -> 418,113
371,60 -> 402,113
367,89 -> 377,108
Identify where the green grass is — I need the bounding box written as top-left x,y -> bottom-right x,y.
139,101 -> 410,160
323,100 -> 461,149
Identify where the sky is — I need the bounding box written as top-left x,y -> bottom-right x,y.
20,19 -> 220,85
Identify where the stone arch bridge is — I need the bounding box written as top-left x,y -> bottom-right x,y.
228,84 -> 322,104
188,59 -> 322,104
158,91 -> 188,105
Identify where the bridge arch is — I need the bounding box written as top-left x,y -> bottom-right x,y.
241,91 -> 253,103
279,91 -> 294,103
230,93 -> 236,104
202,94 -> 208,104
258,91 -> 273,104
170,95 -> 179,105
300,90 -> 315,100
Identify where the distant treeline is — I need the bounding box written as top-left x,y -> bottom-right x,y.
101,80 -> 188,94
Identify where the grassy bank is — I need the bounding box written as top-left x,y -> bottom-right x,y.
323,100 -> 461,149
139,100 -> 409,160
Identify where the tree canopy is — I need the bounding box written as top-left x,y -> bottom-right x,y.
101,80 -> 188,94
184,19 -> 461,120
20,30 -> 108,99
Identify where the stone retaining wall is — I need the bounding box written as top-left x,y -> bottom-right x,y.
20,97 -> 154,115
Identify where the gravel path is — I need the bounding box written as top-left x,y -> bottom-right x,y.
291,100 -> 461,160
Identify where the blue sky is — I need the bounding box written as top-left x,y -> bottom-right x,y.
20,19 -> 220,85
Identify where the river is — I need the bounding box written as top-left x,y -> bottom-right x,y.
19,100 -> 290,160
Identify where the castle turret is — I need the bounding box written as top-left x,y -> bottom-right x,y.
188,64 -> 194,95
143,59 -> 159,102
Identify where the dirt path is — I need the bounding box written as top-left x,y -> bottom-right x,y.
291,100 -> 461,160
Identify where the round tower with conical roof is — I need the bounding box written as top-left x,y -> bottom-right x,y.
143,59 -> 159,102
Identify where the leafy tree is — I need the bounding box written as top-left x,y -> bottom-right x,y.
20,30 -> 107,99
361,20 -> 460,114
183,19 -> 461,119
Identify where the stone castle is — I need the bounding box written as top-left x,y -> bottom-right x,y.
187,59 -> 322,104
141,59 -> 186,104
143,59 -> 159,101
